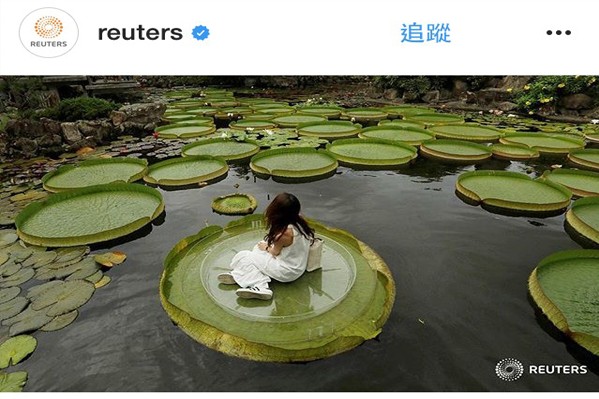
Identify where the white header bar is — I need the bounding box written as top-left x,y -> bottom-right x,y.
0,0 -> 597,75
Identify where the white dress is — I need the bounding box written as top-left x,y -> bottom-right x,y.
229,225 -> 311,289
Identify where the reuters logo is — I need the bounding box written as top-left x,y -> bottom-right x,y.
34,16 -> 64,38
495,358 -> 524,382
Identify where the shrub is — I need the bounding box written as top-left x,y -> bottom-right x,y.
373,76 -> 451,100
41,97 -> 119,121
514,76 -> 599,113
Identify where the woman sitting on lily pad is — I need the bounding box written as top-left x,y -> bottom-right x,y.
218,192 -> 314,300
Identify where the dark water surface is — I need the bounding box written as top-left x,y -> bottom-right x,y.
15,159 -> 599,391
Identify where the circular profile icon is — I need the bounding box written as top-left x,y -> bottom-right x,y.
20,8 -> 78,58
495,358 -> 524,382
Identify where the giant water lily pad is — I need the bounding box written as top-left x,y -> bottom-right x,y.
430,123 -> 502,142
378,119 -> 426,129
160,214 -> 395,362
0,335 -> 37,368
500,133 -> 585,155
143,156 -> 228,187
406,113 -> 465,125
327,138 -> 417,169
155,123 -> 216,139
250,147 -> 338,181
541,169 -> 599,197
15,183 -> 164,247
456,170 -> 572,214
211,194 -> 258,215
31,280 -> 95,317
341,108 -> 388,122
296,106 -> 342,118
181,139 -> 259,162
0,371 -> 27,392
272,114 -> 327,128
229,120 -> 276,131
490,143 -> 540,161
382,106 -> 434,118
163,113 -> 214,124
420,139 -> 492,163
568,149 -> 599,171
529,250 -> 599,355
566,197 -> 599,245
296,121 -> 362,139
359,126 -> 434,146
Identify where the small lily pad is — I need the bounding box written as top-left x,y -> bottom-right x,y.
0,253 -> 7,267
94,275 -> 111,289
0,233 -> 18,249
21,251 -> 57,269
211,194 -> 258,215
0,288 -> 20,305
0,297 -> 28,321
3,306 -> 53,336
0,335 -> 37,368
63,259 -> 100,281
40,310 -> 79,332
93,251 -> 127,267
55,246 -> 90,263
0,371 -> 28,392
0,262 -> 21,278
31,280 -> 95,317
26,281 -> 64,300
0,269 -> 34,289
84,270 -> 103,284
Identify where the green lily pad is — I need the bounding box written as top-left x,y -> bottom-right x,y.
585,133 -> 599,144
93,275 -> 111,288
55,246 -> 90,263
358,126 -> 434,146
211,193 -> 258,215
65,259 -> 101,281
26,281 -> 63,300
528,250 -> 599,355
155,123 -> 216,139
296,106 -> 342,118
41,158 -> 148,192
0,253 -> 7,268
250,147 -> 338,181
378,119 -> 426,129
0,371 -> 27,392
541,169 -> 599,197
272,114 -> 327,128
81,269 -> 103,284
566,197 -> 599,245
420,139 -> 492,163
5,306 -> 53,336
296,121 -> 362,139
163,113 -> 214,123
143,156 -> 228,187
0,288 -> 20,305
341,108 -> 388,122
0,297 -> 28,321
430,123 -> 502,142
181,139 -> 260,162
0,232 -> 18,249
16,183 -> 164,247
36,257 -> 98,281
0,335 -> 37,368
31,280 -> 95,317
229,120 -> 277,131
456,170 -> 572,214
0,261 -> 20,279
568,149 -> 599,171
382,105 -> 434,118
40,309 -> 79,332
21,251 -> 57,269
326,138 -> 418,169
405,113 -> 465,125
490,143 -> 540,161
0,269 -> 34,289
254,107 -> 294,115
160,214 -> 395,362
500,133 -> 585,155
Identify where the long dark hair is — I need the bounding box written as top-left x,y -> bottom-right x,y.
264,192 -> 314,246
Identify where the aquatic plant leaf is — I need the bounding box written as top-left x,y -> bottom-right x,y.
568,149 -> 599,172
541,169 -> 599,197
0,335 -> 37,368
160,214 -> 395,362
430,123 -> 502,142
40,310 -> 78,332
229,120 -> 276,130
405,112 -> 465,125
0,269 -> 34,289
566,197 -> 599,245
341,108 -> 388,122
0,253 -> 7,268
155,123 -> 216,139
326,138 -> 417,169
143,156 -> 228,187
25,281 -> 63,300
0,261 -> 21,278
0,371 -> 27,392
272,114 -> 327,128
0,297 -> 28,321
250,147 -> 338,181
500,133 -> 585,155
63,260 -> 100,281
211,194 -> 258,215
55,246 -> 90,263
491,143 -> 540,161
15,183 -> 164,247
31,280 -> 95,317
0,288 -> 20,305
456,170 -> 572,214
0,233 -> 18,249
297,121 -> 361,139
420,139 -> 492,164
21,251 -> 57,269
93,251 -> 126,267
4,306 -> 53,336
93,275 -> 111,288
358,126 -> 434,146
529,250 -> 599,355
181,139 -> 259,162
82,270 -> 103,284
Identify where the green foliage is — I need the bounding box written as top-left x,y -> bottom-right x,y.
1,77 -> 45,111
514,76 -> 599,113
373,76 -> 451,100
41,98 -> 118,122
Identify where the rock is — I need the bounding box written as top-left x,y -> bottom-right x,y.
402,91 -> 419,102
500,76 -> 531,91
476,88 -> 513,105
452,79 -> 469,96
77,120 -> 115,143
422,90 -> 440,103
14,137 -> 38,157
111,102 -> 166,126
497,101 -> 518,112
383,89 -> 399,100
61,122 -> 83,144
560,94 -> 593,110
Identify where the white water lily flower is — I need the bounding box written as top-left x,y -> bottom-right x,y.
350,117 -> 356,122
221,132 -> 228,138
507,114 -> 516,118
265,130 -> 274,136
592,119 -> 599,124
246,127 -> 254,132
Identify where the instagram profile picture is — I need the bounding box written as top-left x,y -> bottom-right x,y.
20,8 -> 78,58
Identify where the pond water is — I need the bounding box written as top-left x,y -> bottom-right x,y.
10,156 -> 599,391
